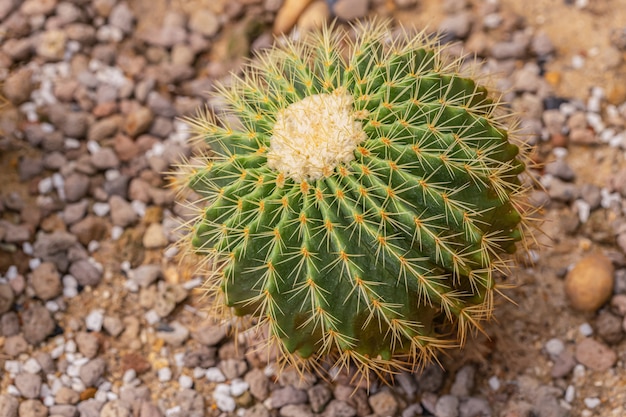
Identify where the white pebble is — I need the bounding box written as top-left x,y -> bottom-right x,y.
213,384 -> 236,412
29,258 -> 42,271
579,323 -> 593,337
565,385 -> 576,403
131,200 -> 146,217
92,202 -> 110,217
174,352 -> 185,368
6,265 -> 18,280
574,200 -> 591,223
45,300 -> 60,312
51,345 -> 65,359
488,376 -> 501,391
158,367 -> 172,382
111,226 -> 124,241
106,391 -> 118,401
584,397 -> 601,409
163,246 -> 178,259
43,395 -> 55,407
230,379 -> 249,397
22,242 -> 34,255
182,277 -> 202,290
206,367 -> 226,382
144,309 -> 160,325
179,375 -> 193,389
124,280 -> 139,293
63,275 -> 78,289
123,369 -> 137,384
587,96 -> 602,113
66,364 -> 81,378
193,367 -> 206,379
85,309 -> 105,331
166,406 -> 182,416
87,240 -> 100,252
65,138 -> 81,149
7,385 -> 21,396
4,360 -> 22,374
38,177 -> 53,194
95,390 -> 108,402
571,55 -> 585,69
71,380 -> 86,393
87,141 -> 101,154
105,169 -> 120,181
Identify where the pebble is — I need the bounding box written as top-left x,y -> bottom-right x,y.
368,389 -> 398,417
155,321 -> 189,346
79,357 -> 106,387
575,338 -> 617,371
450,365 -> 475,397
595,311 -> 623,344
100,400 -> 131,417
192,322 -> 228,346
76,331 -> 100,358
269,386 -> 308,409
3,67 -> 34,105
22,302 -> 55,345
0,395 -> 19,417
435,395 -> 459,417
30,261 -> 63,300
321,400 -> 356,417
0,284 -> 16,314
332,0 -> 369,20
109,195 -> 138,227
18,400 -> 48,417
307,384 -> 331,413
14,373 -> 42,399
545,338 -> 565,358
85,309 -> 105,331
130,264 -> 162,287
565,252 -> 614,312
458,397 -> 491,417
69,259 -> 103,287
143,223 -> 168,248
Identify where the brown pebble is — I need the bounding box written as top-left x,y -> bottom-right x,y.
575,338 -> 617,371
565,252 -> 614,312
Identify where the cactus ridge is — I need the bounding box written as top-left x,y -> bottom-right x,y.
176,20 -> 532,381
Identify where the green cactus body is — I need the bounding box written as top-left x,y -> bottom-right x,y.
179,21 -> 530,378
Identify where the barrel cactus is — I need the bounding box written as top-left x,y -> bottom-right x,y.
177,21 -> 531,380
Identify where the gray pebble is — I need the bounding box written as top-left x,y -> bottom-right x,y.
109,2 -> 135,34
18,399 -> 48,417
192,322 -> 228,346
174,388 -> 204,417
34,351 -> 55,374
595,311 -> 623,344
547,178 -> 578,203
154,284 -> 187,317
435,395 -> 459,417
80,357 -> 107,387
490,33 -> 529,59
188,10 -> 220,38
279,404 -> 314,417
545,159 -> 576,182
438,12 -> 472,40
76,331 -> 100,358
64,173 -> 91,203
62,111 -> 91,139
22,302 -> 55,345
450,365 -> 475,398
0,283 -> 15,314
1,311 -> 20,336
131,264 -> 162,288
307,384 -> 331,413
580,184 -> 602,210
244,404 -> 270,417
91,147 -> 120,170
459,397 -> 491,417
77,399 -> 104,417
69,259 -> 103,287
416,364 -> 444,392
99,400 -> 131,417
368,389 -> 398,417
18,157 -> 44,181
402,403 -> 423,417
63,200 -> 89,225
55,386 -> 80,405
531,31 -> 555,56
88,116 -> 122,142
30,261 -> 62,301
219,358 -> 248,379
270,386 -> 308,409
0,394 -> 19,417
49,404 -> 78,417
551,348 -> 576,379
0,221 -> 31,243
155,321 -> 189,346
321,400 -> 356,417
4,334 -> 29,356
14,373 -> 42,399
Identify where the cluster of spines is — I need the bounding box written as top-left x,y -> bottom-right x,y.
174,20 -> 533,381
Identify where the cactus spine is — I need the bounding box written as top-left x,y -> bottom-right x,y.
177,21 -> 531,380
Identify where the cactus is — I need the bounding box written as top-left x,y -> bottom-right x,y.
176,21 -> 532,380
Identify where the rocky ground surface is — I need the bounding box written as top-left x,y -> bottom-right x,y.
1,0 -> 626,416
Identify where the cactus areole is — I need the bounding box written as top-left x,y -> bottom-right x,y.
180,21 -> 530,379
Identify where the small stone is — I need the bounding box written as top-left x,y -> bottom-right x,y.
37,30 -> 67,61
30,262 -> 62,301
109,2 -> 134,34
55,387 -> 80,405
91,148 -> 120,170
545,159 -> 576,182
188,9 -> 220,38
458,397 -> 491,417
333,0 -> 369,20
219,359 -> 248,380
124,107 -> 153,137
69,259 -> 103,287
143,223 -> 168,248
100,400 -> 131,417
307,384 -> 331,413
321,400 -> 356,417
22,302 -> 55,345
270,386 -> 308,409
435,395 -> 459,417
4,335 -> 29,356
565,252 -> 614,312
575,338 -> 617,371
595,311 -> 623,344
0,283 -> 15,314
89,116 -> 122,142
14,373 -> 42,399
18,400 -> 48,417
21,0 -> 57,15
156,321 -> 189,346
76,331 -> 100,358
131,265 -> 162,288
103,315 -> 124,337
64,173 -> 91,203
368,390 -> 398,417
417,364 -> 444,392
109,195 -> 138,227
450,365 -> 475,397
438,12 -> 472,40
3,67 -> 33,105
80,357 -> 107,387
0,395 -> 19,417
280,404 -> 315,417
